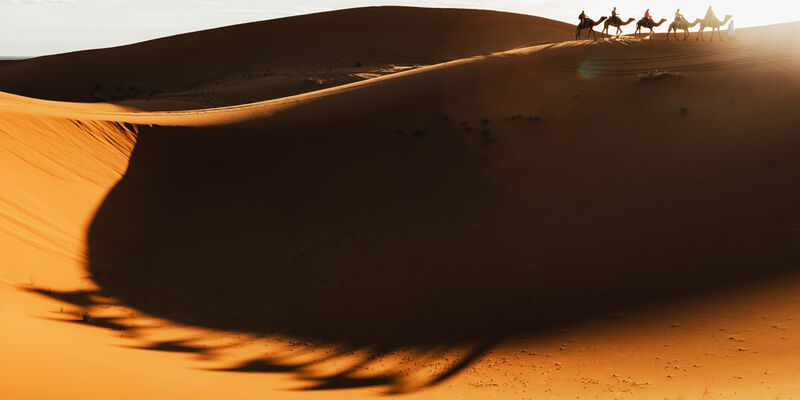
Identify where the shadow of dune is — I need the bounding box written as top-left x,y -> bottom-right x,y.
29,288 -> 107,308
86,104 -> 800,391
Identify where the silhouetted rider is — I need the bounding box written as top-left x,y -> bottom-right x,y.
705,6 -> 716,21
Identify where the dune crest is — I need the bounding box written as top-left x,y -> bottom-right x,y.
0,7 -> 574,110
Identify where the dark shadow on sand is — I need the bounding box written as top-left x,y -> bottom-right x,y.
85,114 -> 800,392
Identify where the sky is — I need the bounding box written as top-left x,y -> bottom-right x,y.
1,0 -> 798,56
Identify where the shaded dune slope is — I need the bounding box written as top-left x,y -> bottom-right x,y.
84,29 -> 800,355
0,7 -> 573,109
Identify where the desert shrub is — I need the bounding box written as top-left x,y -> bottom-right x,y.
639,70 -> 681,82
304,78 -> 325,86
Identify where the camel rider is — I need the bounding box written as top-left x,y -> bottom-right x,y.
644,9 -> 652,23
579,10 -> 586,23
706,6 -> 716,21
675,8 -> 683,22
611,7 -> 619,23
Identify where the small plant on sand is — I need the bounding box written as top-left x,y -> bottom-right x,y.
480,118 -> 490,124
81,311 -> 91,322
243,66 -> 254,79
354,61 -> 363,67
527,115 -> 542,122
679,106 -> 689,115
413,129 -> 426,137
504,114 -> 522,121
481,129 -> 492,137
464,126 -> 473,133
639,70 -> 681,82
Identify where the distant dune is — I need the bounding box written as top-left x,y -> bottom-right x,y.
3,7 -> 800,400
0,7 -> 573,109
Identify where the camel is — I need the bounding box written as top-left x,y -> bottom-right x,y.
634,18 -> 667,38
697,14 -> 733,41
576,16 -> 608,40
667,17 -> 702,41
603,17 -> 635,38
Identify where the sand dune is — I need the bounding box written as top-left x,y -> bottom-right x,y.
0,7 -> 573,110
3,8 -> 800,399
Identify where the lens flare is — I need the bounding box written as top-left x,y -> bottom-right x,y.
578,57 -> 607,80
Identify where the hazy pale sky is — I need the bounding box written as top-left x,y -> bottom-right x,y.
1,0 -> 798,56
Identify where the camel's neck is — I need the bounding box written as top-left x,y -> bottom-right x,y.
622,19 -> 635,26
689,19 -> 701,27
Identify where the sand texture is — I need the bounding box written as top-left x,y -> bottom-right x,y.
2,7 -> 800,400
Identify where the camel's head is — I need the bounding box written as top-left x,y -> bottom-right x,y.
598,16 -> 608,22
626,18 -> 636,22
723,14 -> 733,22
659,18 -> 667,23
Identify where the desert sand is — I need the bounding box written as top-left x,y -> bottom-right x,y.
2,6 -> 800,399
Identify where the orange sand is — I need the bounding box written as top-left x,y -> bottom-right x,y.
2,7 -> 800,400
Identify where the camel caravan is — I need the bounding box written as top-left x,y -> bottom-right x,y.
577,6 -> 733,41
